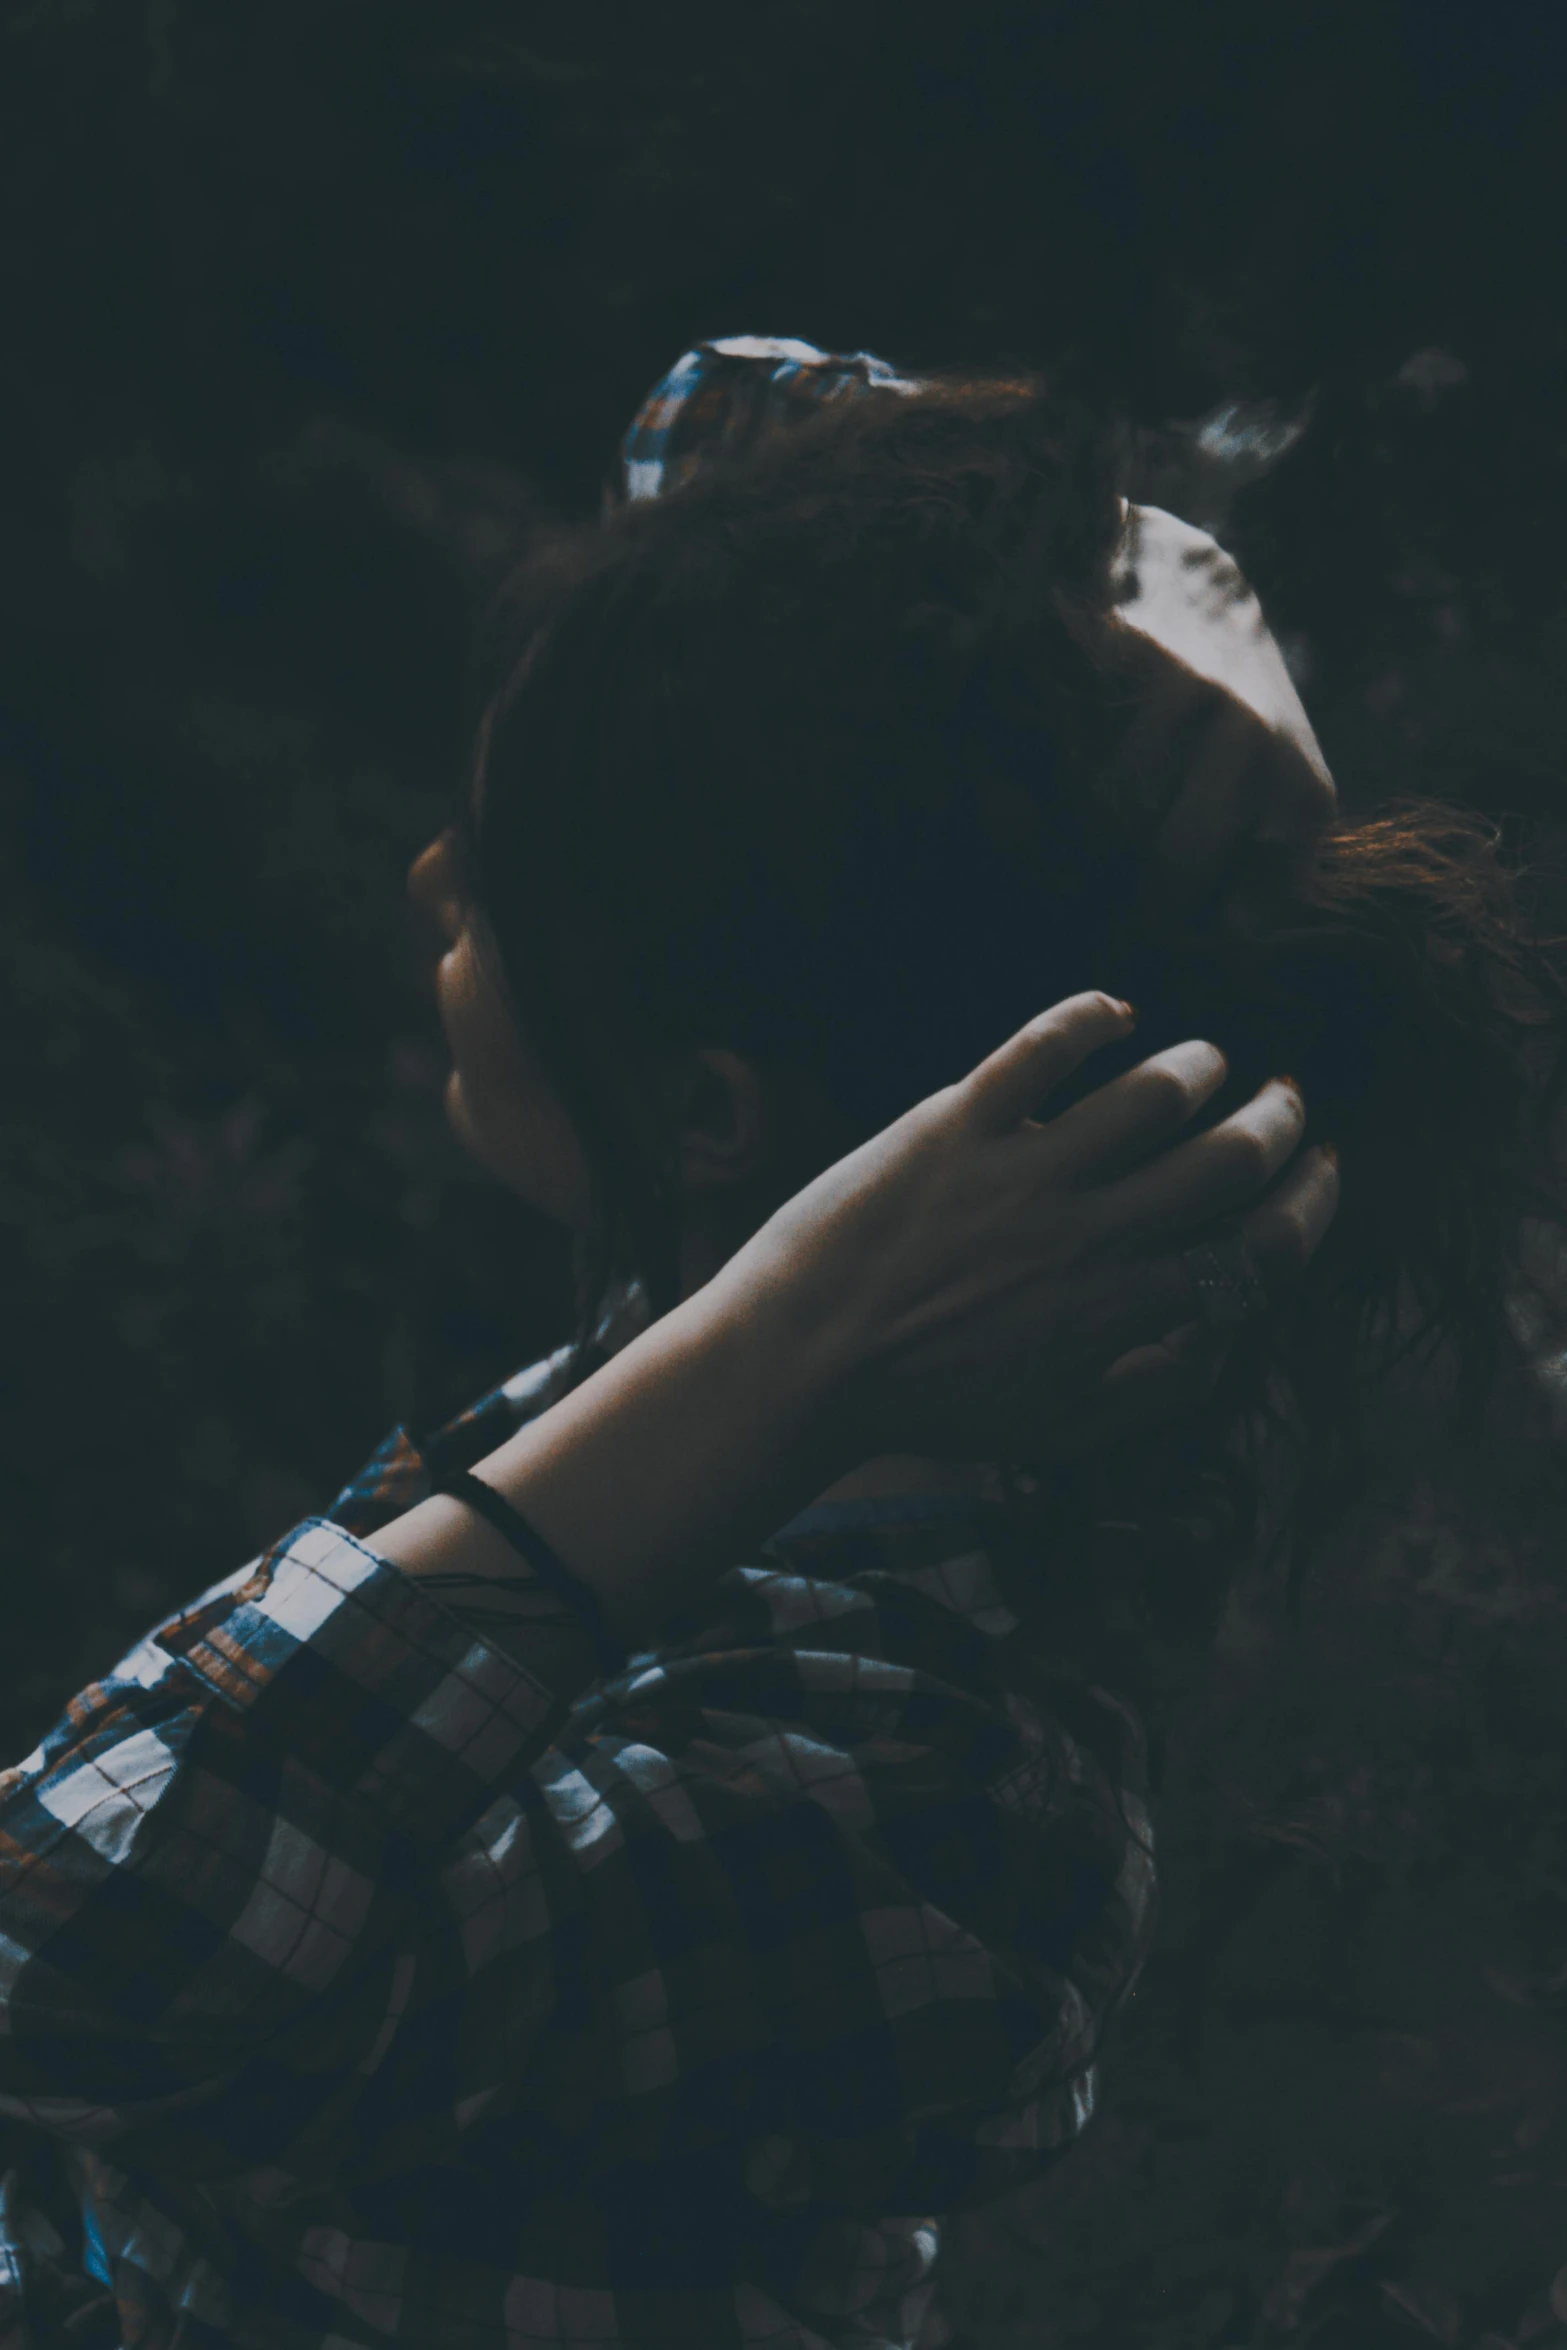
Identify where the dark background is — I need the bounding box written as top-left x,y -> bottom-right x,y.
4,5 -> 1567,2344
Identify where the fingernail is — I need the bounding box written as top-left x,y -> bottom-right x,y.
1319,1139 -> 1339,1168
1119,999 -> 1138,1023
1275,1072 -> 1303,1098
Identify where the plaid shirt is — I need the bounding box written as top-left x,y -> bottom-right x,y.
0,1311 -> 1156,2349
0,341 -> 1159,2347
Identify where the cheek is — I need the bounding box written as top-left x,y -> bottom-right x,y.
435,934 -> 594,1228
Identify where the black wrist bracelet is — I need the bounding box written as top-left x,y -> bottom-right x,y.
434,1468 -> 627,1680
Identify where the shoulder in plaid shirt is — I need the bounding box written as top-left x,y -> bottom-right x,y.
0,1302 -> 1155,2349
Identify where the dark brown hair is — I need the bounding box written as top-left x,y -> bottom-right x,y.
461,373 -> 1567,1652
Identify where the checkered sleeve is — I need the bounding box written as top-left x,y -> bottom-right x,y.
327,1334 -> 598,1542
516,1552 -> 1157,2318
0,1516 -> 561,2139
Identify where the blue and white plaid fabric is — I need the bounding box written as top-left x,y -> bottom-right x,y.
618,335 -> 922,505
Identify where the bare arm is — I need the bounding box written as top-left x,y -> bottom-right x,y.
374,992 -> 1339,1702
371,1269 -> 843,1688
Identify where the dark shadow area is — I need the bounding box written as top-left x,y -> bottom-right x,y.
2,5 -> 1566,2343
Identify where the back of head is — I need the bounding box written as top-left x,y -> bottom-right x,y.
469,371 -> 1567,1654
478,373 -> 1138,1130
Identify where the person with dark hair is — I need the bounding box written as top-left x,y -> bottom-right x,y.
0,342 -> 1559,2350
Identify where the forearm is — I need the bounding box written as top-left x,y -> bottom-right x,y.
371,1262 -> 851,1694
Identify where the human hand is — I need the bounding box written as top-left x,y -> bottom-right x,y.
722,990 -> 1338,1470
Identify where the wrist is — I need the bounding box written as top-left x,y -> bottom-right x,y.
373,1237 -> 869,1696
449,1264 -> 855,1654
693,1224 -> 867,1485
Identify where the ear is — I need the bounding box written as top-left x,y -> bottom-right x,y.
662,1048 -> 779,1193
673,1048 -> 777,1196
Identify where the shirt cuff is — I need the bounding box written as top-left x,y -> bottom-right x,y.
155,1518 -> 565,1864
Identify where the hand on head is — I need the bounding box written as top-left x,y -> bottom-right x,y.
719,991 -> 1339,1473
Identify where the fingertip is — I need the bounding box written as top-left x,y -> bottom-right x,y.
1171,1037 -> 1229,1092
1069,990 -> 1137,1027
1017,991 -> 1137,1051
971,991 -> 1145,1131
